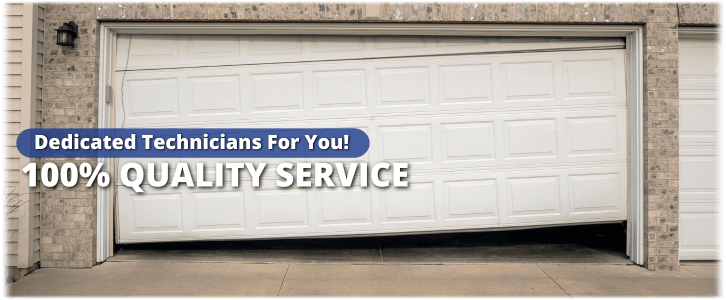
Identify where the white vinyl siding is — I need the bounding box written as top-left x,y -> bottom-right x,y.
4,3 -> 42,268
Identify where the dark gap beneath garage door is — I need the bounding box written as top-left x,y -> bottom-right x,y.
107,223 -> 631,264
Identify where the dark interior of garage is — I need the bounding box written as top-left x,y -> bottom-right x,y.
108,223 -> 631,264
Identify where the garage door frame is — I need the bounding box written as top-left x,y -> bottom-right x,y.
96,23 -> 645,265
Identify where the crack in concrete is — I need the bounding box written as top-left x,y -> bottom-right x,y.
536,263 -> 571,297
276,264 -> 290,297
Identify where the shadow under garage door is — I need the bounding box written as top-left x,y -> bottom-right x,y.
108,223 -> 632,264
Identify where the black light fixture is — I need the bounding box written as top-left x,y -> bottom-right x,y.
55,21 -> 78,47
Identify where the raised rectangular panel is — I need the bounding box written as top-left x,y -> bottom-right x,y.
678,89 -> 719,99
442,122 -> 495,162
681,215 -> 717,247
680,147 -> 718,156
374,36 -> 426,49
680,204 -> 718,214
383,183 -> 435,223
379,125 -> 432,163
440,65 -> 491,104
566,117 -> 618,156
435,37 -> 487,46
190,35 -> 239,57
188,76 -> 240,115
680,77 -> 718,89
319,188 -> 371,226
131,193 -> 183,232
568,173 -> 620,214
312,36 -> 365,52
681,102 -> 717,132
313,70 -> 366,110
377,68 -> 429,106
127,79 -> 179,118
501,62 -> 554,101
508,177 -> 560,217
128,35 -> 178,61
193,192 -> 244,230
250,36 -> 302,54
564,60 -> 615,98
680,157 -> 717,189
256,190 -> 307,228
250,73 -> 304,112
504,119 -> 557,159
445,180 -> 497,220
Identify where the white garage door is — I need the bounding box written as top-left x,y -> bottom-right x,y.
114,35 -> 628,243
678,35 -> 719,260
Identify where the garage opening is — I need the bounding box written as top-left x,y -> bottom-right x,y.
109,33 -> 630,261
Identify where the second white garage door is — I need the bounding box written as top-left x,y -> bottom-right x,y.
115,35 -> 628,243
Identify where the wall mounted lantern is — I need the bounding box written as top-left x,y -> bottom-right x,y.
55,21 -> 78,47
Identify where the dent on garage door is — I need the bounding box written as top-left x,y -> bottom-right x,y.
113,35 -> 628,243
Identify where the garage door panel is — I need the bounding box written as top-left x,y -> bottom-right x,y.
249,72 -> 305,113
116,35 -> 628,244
255,189 -> 308,229
188,35 -> 241,59
501,62 -> 555,102
187,75 -> 242,116
498,165 -> 627,225
311,36 -> 366,52
118,185 -> 186,242
504,119 -> 558,159
441,122 -> 496,162
317,186 -> 373,227
118,166 -> 626,243
678,36 -> 718,260
376,67 -> 430,107
507,176 -> 561,217
568,173 -> 623,215
125,78 -> 180,119
117,35 -> 624,71
381,182 -> 436,223
116,50 -> 625,128
191,190 -> 245,231
313,70 -> 367,110
439,65 -> 492,105
565,116 -> 620,157
563,59 -> 617,99
680,213 -> 719,260
372,109 -> 625,172
444,179 -> 498,221
378,125 -> 433,163
249,35 -> 303,55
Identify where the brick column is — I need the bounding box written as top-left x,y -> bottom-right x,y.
643,3 -> 680,271
40,3 -> 99,268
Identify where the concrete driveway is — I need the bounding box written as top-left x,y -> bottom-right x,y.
8,262 -> 718,296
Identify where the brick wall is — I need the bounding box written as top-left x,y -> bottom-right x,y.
40,3 -> 99,268
642,4 -> 681,272
39,2 -> 718,271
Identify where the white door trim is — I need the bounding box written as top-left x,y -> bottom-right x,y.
97,22 -> 644,265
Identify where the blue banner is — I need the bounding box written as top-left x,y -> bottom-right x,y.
17,128 -> 369,158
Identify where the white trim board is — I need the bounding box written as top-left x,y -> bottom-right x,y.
97,22 -> 645,265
